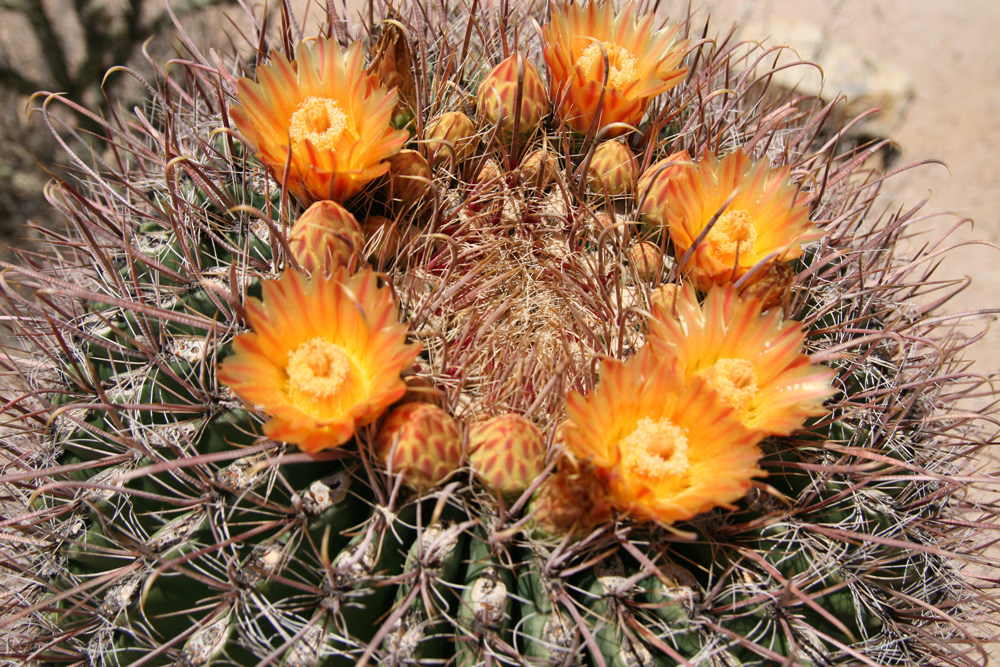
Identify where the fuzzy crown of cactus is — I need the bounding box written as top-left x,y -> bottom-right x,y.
1,2 -> 997,666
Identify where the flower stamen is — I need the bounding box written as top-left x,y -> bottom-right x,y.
577,42 -> 639,90
706,209 -> 758,263
696,357 -> 758,413
620,417 -> 690,482
286,337 -> 352,400
289,97 -> 358,150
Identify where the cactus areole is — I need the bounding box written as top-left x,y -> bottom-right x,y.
2,2 -> 996,666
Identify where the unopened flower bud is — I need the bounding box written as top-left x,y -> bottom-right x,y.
426,111 -> 479,166
368,16 -> 417,129
387,149 -> 433,207
531,457 -> 614,537
477,54 -> 548,139
637,150 -> 692,227
475,158 -> 503,186
592,211 -> 631,245
587,140 -> 638,197
468,413 -> 546,496
628,241 -> 664,282
363,215 -> 419,266
649,283 -> 681,312
377,403 -> 463,490
519,148 -> 558,190
287,200 -> 364,275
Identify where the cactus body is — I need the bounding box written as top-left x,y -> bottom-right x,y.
1,3 -> 995,667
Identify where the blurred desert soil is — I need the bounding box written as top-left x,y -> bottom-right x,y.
0,0 -> 246,260
0,0 -> 997,661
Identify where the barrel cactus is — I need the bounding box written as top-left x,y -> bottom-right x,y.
1,2 -> 997,666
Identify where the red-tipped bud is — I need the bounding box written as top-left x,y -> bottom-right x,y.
627,241 -> 664,282
426,111 -> 479,166
387,149 -> 433,207
377,403 -> 463,490
587,140 -> 638,197
363,215 -> 419,266
477,54 -> 549,139
531,456 -> 615,537
519,148 -> 558,190
637,150 -> 692,227
468,413 -> 546,496
287,200 -> 364,275
649,283 -> 681,312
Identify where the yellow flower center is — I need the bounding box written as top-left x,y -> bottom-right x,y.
619,417 -> 690,483
577,42 -> 640,90
289,97 -> 358,150
697,357 -> 758,414
286,337 -> 352,401
706,209 -> 758,264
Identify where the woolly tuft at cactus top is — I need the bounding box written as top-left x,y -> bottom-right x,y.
1,1 -> 998,666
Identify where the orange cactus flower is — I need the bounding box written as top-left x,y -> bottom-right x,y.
663,149 -> 824,290
217,268 -> 420,453
543,2 -> 688,136
230,38 -> 408,202
563,351 -> 764,524
647,284 -> 837,436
